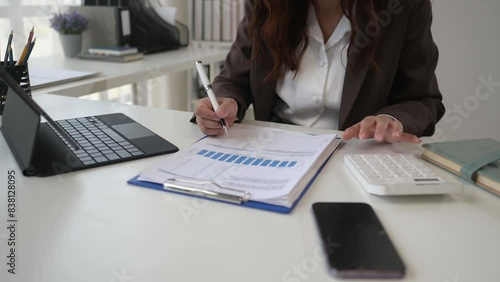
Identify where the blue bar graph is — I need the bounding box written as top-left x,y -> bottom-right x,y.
261,160 -> 271,166
226,155 -> 239,162
211,152 -> 223,159
243,157 -> 256,165
270,160 -> 280,167
197,149 -> 297,168
252,159 -> 263,166
219,154 -> 231,161
234,156 -> 247,164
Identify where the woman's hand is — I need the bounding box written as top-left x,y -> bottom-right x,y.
342,116 -> 421,143
195,97 -> 238,135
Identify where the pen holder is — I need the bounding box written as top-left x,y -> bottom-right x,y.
0,62 -> 32,115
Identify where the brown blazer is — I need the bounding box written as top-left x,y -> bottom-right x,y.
209,0 -> 444,137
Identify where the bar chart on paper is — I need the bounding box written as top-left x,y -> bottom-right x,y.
196,149 -> 298,168
137,124 -> 338,204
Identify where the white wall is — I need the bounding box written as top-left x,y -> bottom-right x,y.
431,0 -> 500,142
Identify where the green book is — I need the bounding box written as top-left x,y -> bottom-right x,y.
422,138 -> 500,197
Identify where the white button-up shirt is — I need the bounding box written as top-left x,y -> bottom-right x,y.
274,6 -> 352,129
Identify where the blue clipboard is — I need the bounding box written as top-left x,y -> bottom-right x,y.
127,148 -> 337,214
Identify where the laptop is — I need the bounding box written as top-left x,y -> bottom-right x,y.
0,66 -> 178,177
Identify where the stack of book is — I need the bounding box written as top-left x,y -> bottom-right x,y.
78,46 -> 143,62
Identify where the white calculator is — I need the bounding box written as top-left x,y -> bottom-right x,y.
344,154 -> 463,196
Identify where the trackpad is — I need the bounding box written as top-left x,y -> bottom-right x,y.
112,123 -> 155,139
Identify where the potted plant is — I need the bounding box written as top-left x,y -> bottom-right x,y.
49,10 -> 89,57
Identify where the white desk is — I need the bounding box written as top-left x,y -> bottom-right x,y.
0,95 -> 499,282
29,47 -> 228,97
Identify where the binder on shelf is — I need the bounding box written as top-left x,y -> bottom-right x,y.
202,0 -> 213,41
74,6 -> 133,52
127,124 -> 342,214
212,0 -> 222,41
193,0 -> 203,40
127,0 -> 189,53
230,0 -> 239,41
82,0 -> 189,54
221,0 -> 232,41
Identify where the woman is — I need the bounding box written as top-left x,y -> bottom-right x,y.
194,0 -> 444,143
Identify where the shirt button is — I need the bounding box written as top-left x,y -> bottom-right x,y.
319,61 -> 326,68
312,94 -> 320,102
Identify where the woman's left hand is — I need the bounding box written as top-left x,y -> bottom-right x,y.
342,116 -> 421,143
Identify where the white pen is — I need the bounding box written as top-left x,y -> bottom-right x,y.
195,61 -> 229,135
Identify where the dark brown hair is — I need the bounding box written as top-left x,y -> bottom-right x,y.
248,0 -> 381,81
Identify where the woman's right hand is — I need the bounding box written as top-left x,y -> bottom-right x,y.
195,97 -> 238,135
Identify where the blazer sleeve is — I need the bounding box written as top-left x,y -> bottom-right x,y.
210,0 -> 254,121
190,0 -> 254,123
375,0 -> 445,136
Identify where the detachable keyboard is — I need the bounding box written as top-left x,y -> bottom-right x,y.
344,154 -> 462,195
48,116 -> 145,165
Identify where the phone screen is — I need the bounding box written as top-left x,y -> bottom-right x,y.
312,202 -> 405,279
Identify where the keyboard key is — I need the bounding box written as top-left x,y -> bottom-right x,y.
93,156 -> 108,163
115,150 -> 132,158
105,153 -> 120,160
79,156 -> 93,162
101,128 -> 126,142
89,152 -> 104,158
75,152 -> 89,158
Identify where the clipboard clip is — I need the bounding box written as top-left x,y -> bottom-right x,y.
163,178 -> 250,204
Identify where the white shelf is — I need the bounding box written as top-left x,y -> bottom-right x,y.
191,40 -> 233,49
30,47 -> 229,98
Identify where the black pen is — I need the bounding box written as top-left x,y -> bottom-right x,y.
195,61 -> 228,135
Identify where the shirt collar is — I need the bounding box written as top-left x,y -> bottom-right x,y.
307,4 -> 352,49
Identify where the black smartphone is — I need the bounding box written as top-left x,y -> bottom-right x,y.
312,202 -> 405,279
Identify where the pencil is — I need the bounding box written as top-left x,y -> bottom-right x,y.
27,26 -> 34,45
3,30 -> 13,66
22,38 -> 36,65
9,46 -> 14,66
17,43 -> 30,66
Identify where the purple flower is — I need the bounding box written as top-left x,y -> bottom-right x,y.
49,11 -> 88,34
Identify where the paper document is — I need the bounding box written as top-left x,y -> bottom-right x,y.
29,67 -> 99,89
138,124 -> 338,207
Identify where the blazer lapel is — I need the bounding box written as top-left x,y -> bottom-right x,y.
252,51 -> 277,121
339,48 -> 370,129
